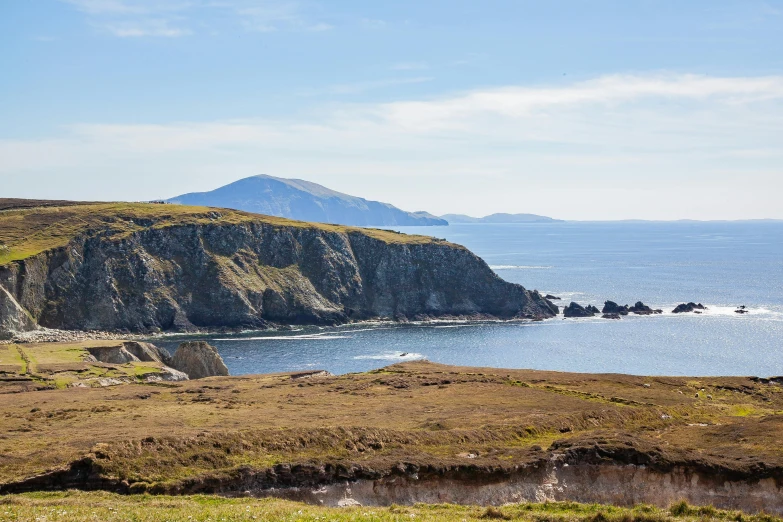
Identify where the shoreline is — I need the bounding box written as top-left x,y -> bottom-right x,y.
0,314 -> 548,345
3,302 -> 772,346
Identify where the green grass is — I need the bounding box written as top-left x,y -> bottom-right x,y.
0,493 -> 779,522
0,342 -> 180,391
0,345 -> 25,371
0,202 -> 444,265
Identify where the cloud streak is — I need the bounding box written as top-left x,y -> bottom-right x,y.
61,0 -> 331,37
2,73 -> 783,219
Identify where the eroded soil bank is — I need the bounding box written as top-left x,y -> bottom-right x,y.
257,463 -> 782,513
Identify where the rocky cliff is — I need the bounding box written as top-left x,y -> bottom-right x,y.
0,202 -> 556,335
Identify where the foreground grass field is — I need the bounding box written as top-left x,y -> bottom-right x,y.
1,493 -> 780,522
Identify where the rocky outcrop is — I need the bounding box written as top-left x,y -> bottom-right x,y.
563,303 -> 595,318
123,341 -> 172,364
0,207 -> 557,335
672,302 -> 707,314
0,285 -> 37,339
86,341 -> 172,366
628,302 -> 663,315
169,341 -> 229,379
602,301 -> 630,316
86,344 -> 139,365
84,341 -> 188,381
602,313 -> 621,320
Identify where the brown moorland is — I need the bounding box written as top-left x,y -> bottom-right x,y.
0,355 -> 781,495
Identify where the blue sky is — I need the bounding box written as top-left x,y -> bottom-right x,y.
1,0 -> 782,219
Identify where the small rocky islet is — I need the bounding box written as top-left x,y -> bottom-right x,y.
563,299 -> 753,319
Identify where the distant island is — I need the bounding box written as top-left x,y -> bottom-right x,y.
167,175 -> 447,227
441,213 -> 562,223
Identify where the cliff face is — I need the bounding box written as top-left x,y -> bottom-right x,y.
0,203 -> 556,334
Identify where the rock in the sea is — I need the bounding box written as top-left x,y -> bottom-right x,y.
564,302 -> 596,318
169,341 -> 229,379
544,294 -> 561,301
585,304 -> 601,315
602,301 -> 630,315
628,301 -> 655,315
602,313 -> 622,320
672,302 -> 707,314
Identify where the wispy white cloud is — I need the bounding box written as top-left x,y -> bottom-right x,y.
359,18 -> 386,28
235,2 -> 332,32
61,0 -> 331,37
103,18 -> 192,37
325,76 -> 433,95
3,73 -> 783,219
390,61 -> 429,71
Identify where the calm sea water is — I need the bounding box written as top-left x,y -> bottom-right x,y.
154,222 -> 783,377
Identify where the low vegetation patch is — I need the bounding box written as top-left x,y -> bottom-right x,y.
0,341 -> 178,392
0,493 -> 780,522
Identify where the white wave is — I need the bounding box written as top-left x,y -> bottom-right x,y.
354,351 -> 425,361
213,334 -> 352,341
334,327 -> 395,333
689,305 -> 783,319
490,265 -> 553,270
431,324 -> 483,329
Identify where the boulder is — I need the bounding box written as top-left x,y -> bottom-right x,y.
602,301 -> 629,315
564,302 -> 595,318
628,301 -> 654,315
602,313 -> 621,320
585,304 -> 601,315
672,302 -> 707,314
144,367 -> 189,382
544,294 -> 561,301
86,344 -> 140,364
169,341 -> 229,379
122,341 -> 172,365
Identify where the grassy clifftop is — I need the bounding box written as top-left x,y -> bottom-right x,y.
0,201 -> 444,266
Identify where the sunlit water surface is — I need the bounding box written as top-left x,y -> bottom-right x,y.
153,222 -> 783,377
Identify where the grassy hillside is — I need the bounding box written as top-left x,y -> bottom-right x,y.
0,201 -> 444,266
0,357 -> 781,489
1,493 -> 778,522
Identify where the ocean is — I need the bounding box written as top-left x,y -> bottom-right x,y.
153,222 -> 783,377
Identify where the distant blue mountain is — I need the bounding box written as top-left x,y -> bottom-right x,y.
167,175 -> 448,227
441,213 -> 562,223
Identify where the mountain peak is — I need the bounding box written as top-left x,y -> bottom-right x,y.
167,176 -> 447,227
